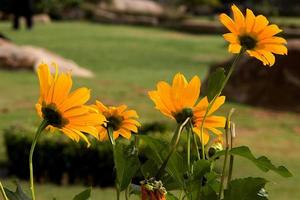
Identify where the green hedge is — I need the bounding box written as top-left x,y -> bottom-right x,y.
4,124 -> 115,187
3,122 -> 168,187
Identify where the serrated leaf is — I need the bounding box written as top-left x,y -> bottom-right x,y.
73,188 -> 91,200
115,142 -> 140,191
224,177 -> 268,200
4,181 -> 30,200
206,68 -> 226,101
211,146 -> 292,177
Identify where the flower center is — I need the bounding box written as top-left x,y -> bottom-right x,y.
107,115 -> 123,131
42,106 -> 67,128
239,35 -> 257,50
174,108 -> 193,124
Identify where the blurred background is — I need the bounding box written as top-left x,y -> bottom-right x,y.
0,0 -> 299,199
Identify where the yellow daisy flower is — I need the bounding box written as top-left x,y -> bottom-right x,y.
148,73 -> 226,144
94,100 -> 140,141
220,4 -> 287,66
35,63 -> 106,146
148,73 -> 200,124
192,96 -> 226,145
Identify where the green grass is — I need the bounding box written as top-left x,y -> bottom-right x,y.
0,22 -> 300,199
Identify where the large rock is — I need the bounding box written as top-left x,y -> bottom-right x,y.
0,38 -> 93,77
207,39 -> 300,112
108,0 -> 164,16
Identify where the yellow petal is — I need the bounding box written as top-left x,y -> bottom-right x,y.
258,24 -> 282,40
257,50 -> 275,66
245,9 -> 255,32
61,128 -> 80,142
59,87 -> 90,111
123,119 -> 141,127
193,127 -> 210,145
223,33 -> 239,44
231,4 -> 245,31
37,63 -> 53,100
52,73 -> 72,105
247,50 -> 269,65
182,75 -> 201,108
208,96 -> 226,115
118,128 -> 131,139
95,100 -> 108,112
122,123 -> 138,133
259,36 -> 287,45
204,116 -> 226,128
171,73 -> 188,110
219,13 -> 237,34
259,44 -> 287,55
207,127 -> 223,136
228,44 -> 242,53
253,15 -> 269,34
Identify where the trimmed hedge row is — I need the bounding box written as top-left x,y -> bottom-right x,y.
4,125 -> 115,187
3,122 -> 168,187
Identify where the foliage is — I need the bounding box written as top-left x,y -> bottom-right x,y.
3,125 -> 115,187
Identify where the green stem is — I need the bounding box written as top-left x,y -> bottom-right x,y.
125,184 -> 130,200
0,181 -> 9,200
218,109 -> 235,200
199,49 -> 245,160
190,122 -> 200,161
107,127 -> 120,200
187,128 -> 191,172
156,117 -> 190,179
29,120 -> 48,200
227,122 -> 236,185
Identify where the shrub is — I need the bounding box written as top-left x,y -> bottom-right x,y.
4,124 -> 115,187
3,122 -> 169,186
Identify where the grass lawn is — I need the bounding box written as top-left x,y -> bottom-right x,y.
0,21 -> 299,199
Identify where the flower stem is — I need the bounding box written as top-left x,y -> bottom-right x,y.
187,128 -> 191,172
156,117 -> 190,179
189,122 -> 200,160
218,109 -> 235,200
199,49 -> 245,160
0,181 -> 8,200
29,120 -> 48,200
107,127 -> 120,200
227,122 -> 236,185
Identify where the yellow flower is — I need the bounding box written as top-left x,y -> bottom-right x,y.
94,100 -> 140,141
149,73 -> 226,144
192,96 -> 226,145
220,4 -> 287,66
148,73 -> 200,124
35,63 -> 106,146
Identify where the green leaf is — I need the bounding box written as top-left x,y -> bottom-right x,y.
224,177 -> 268,200
200,185 -> 218,200
140,135 -> 188,188
4,181 -> 30,200
166,192 -> 179,200
193,160 -> 211,179
211,146 -> 292,177
230,146 -> 292,177
206,68 -> 226,101
73,188 -> 91,200
114,142 -> 140,191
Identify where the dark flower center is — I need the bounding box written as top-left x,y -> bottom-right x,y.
239,35 -> 257,50
107,115 -> 123,131
42,106 -> 67,128
174,108 -> 193,124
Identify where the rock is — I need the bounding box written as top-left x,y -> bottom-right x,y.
111,0 -> 164,16
206,39 -> 300,112
33,14 -> 51,24
0,38 -> 93,78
